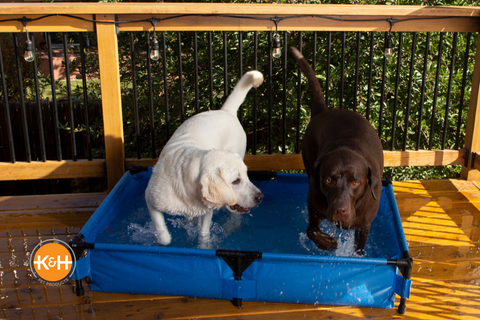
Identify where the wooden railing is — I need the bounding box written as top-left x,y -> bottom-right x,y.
1,3 -> 480,191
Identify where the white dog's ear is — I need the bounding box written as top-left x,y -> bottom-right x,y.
200,168 -> 237,207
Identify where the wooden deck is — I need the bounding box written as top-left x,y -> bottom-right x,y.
0,179 -> 479,320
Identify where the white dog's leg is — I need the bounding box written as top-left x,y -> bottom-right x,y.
146,202 -> 172,245
197,210 -> 213,249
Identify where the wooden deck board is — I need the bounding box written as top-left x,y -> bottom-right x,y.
0,179 -> 479,319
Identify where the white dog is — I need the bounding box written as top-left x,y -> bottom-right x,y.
145,70 -> 264,247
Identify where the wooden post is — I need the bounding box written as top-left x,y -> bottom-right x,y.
96,15 -> 125,190
461,34 -> 480,182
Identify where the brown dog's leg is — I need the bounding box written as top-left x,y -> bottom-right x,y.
354,225 -> 371,255
307,211 -> 338,250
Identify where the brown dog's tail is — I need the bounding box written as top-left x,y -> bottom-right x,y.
290,47 -> 327,117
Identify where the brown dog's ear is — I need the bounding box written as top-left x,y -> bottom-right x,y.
200,168 -> 237,207
314,158 -> 323,190
367,165 -> 379,200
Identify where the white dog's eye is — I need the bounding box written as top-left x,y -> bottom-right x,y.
232,178 -> 241,185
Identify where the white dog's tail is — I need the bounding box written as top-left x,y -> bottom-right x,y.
221,70 -> 264,115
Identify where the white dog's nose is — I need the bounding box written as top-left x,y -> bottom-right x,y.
255,192 -> 264,204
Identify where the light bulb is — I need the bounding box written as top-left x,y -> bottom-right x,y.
24,38 -> 35,62
384,34 -> 393,58
272,34 -> 282,59
150,38 -> 160,61
384,47 -> 393,58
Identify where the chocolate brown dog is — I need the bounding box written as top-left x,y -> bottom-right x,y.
291,47 -> 384,255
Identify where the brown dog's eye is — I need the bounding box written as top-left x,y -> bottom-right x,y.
326,178 -> 332,185
232,178 -> 241,185
352,181 -> 360,187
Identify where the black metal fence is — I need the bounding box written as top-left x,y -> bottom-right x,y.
0,30 -> 476,164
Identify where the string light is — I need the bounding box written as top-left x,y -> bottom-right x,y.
272,34 -> 282,59
385,18 -> 398,59
384,33 -> 393,58
6,13 -> 458,63
271,17 -> 283,59
148,18 -> 160,61
20,17 -> 35,62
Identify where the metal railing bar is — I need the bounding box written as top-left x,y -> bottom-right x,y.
145,31 -> 156,159
31,33 -> 46,162
403,32 -> 416,152
442,32 -> 457,150
268,31 -> 272,155
391,32 -> 403,151
238,31 -> 243,123
162,31 -> 170,139
429,32 -> 444,150
252,31 -> 258,155
46,32 -> 62,160
417,32 -> 430,151
296,31 -> 302,154
313,31 -> 317,79
79,32 -> 92,161
325,31 -> 331,106
455,32 -> 471,150
208,31 -> 213,109
177,31 -> 185,123
194,31 -> 199,114
366,32 -> 374,121
312,31 -> 317,117
12,33 -> 31,162
129,32 -> 140,159
223,31 -> 228,102
282,31 -> 287,155
63,32 -> 76,161
340,31 -> 345,109
354,31 -> 360,112
0,39 -> 15,163
378,32 -> 388,139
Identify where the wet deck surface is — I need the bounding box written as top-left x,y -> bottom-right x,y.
0,179 -> 479,319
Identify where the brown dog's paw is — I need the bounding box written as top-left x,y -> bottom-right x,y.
307,229 -> 338,251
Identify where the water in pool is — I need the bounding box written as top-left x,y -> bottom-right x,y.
94,172 -> 400,259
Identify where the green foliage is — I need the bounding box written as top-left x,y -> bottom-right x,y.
107,29 -> 475,182
0,34 -> 50,101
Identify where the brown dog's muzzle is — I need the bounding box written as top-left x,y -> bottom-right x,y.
327,195 -> 355,227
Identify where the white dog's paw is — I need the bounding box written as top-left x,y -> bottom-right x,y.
198,231 -> 212,250
155,231 -> 172,246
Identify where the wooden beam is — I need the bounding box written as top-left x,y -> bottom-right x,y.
461,33 -> 480,182
244,154 -> 304,171
383,149 -> 466,167
1,4 -> 479,17
0,15 -> 95,33
0,149 -> 465,181
0,160 -> 105,181
1,4 -> 479,33
125,149 -> 466,172
96,15 -> 125,191
115,15 -> 478,33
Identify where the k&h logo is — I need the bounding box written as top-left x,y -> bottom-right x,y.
29,239 -> 76,285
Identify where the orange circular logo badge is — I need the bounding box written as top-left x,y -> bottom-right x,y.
30,239 -> 76,284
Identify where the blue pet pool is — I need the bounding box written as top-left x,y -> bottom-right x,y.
71,169 -> 412,313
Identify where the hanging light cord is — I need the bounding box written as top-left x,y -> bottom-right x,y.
6,13 -> 471,62
0,13 -> 471,31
